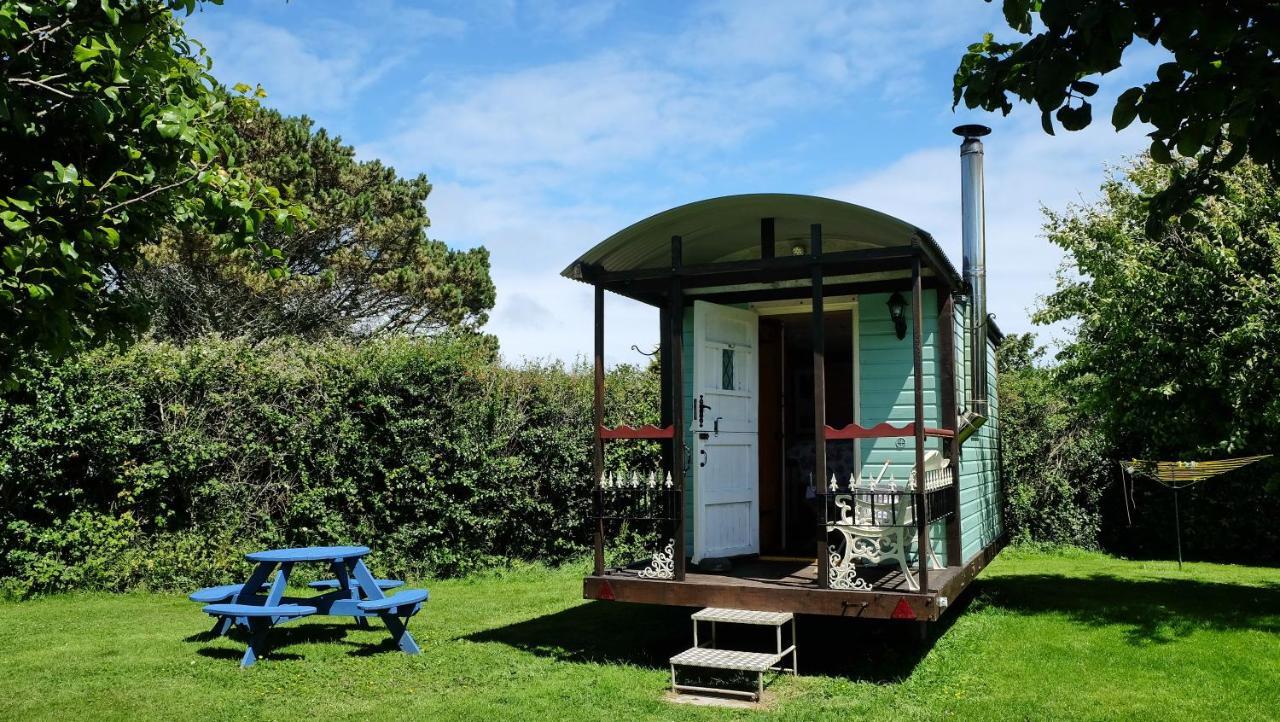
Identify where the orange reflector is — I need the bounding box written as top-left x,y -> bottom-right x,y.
598,581 -> 615,601
891,597 -> 916,620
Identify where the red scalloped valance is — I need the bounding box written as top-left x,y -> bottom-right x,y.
597,425 -> 675,440
824,422 -> 954,440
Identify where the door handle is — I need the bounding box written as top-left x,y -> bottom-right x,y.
699,449 -> 708,468
695,395 -> 711,426
713,416 -> 723,436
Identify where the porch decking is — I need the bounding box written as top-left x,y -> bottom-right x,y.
583,542 -> 1002,621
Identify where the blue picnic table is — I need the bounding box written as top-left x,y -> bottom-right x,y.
190,545 -> 428,667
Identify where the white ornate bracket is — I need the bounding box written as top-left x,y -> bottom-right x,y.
827,551 -> 872,590
638,538 -> 676,579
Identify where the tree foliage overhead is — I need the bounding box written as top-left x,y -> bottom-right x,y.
130,105 -> 495,341
954,0 -> 1280,227
0,0 -> 301,379
1036,154 -> 1280,460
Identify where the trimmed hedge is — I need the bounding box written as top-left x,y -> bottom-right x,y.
0,335 -> 660,597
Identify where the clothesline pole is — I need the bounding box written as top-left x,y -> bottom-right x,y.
1127,454 -> 1271,571
1172,486 -> 1183,571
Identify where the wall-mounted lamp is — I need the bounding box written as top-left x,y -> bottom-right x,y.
790,243 -> 807,256
887,292 -> 907,340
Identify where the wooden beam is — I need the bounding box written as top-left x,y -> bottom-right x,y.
761,217 -> 775,260
669,235 -> 687,581
584,535 -> 1008,620
582,575 -> 939,620
938,290 -> 961,566
658,306 -> 672,481
688,277 -> 945,307
811,223 -> 829,588
937,533 -> 1007,606
596,246 -> 919,287
592,284 -> 606,577
911,256 -> 930,593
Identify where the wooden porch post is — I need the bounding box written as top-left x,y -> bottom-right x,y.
592,284 -> 606,577
810,224 -> 829,588
659,306 -> 672,472
939,290 -> 961,567
912,255 -> 930,593
669,235 -> 687,581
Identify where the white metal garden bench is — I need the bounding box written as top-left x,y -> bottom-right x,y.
827,451 -> 949,591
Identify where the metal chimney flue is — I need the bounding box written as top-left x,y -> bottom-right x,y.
954,124 -> 991,418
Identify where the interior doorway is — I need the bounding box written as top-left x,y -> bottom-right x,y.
757,309 -> 855,557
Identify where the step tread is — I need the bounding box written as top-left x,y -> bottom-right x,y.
670,647 -> 782,672
691,607 -> 793,626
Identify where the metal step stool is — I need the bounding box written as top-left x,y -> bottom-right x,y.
669,607 -> 797,701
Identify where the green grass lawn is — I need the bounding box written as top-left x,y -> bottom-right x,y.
1,548 -> 1277,721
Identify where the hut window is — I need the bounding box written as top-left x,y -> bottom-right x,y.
721,348 -> 735,390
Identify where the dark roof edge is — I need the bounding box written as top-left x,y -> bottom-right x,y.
912,228 -> 962,289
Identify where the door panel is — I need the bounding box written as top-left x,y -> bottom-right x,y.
691,300 -> 759,561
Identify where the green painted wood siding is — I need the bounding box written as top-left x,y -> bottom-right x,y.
856,291 -> 948,559
955,300 -> 1003,562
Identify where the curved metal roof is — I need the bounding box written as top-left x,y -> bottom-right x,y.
562,193 -> 955,279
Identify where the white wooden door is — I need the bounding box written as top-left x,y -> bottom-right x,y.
691,300 -> 759,562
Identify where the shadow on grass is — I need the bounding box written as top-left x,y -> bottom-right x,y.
188,620 -> 406,662
465,594 -> 974,683
972,573 -> 1280,645
465,600 -> 690,668
467,570 -> 1280,681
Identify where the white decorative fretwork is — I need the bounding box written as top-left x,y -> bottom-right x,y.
827,551 -> 872,590
638,538 -> 676,579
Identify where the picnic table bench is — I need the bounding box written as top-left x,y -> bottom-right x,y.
190,545 -> 428,667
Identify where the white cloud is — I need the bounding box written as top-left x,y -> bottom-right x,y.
365,52 -> 776,183
486,268 -> 658,367
192,0 -> 1168,364
820,115 -> 1151,346
670,0 -> 993,101
528,0 -> 619,38
186,2 -> 464,117
424,180 -> 657,365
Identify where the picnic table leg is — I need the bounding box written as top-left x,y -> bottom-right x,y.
231,561 -> 279,631
348,560 -> 386,601
265,563 -> 293,625
334,560 -> 369,628
241,618 -> 271,668
379,612 -> 421,655
210,615 -> 233,637
349,560 -> 421,654
236,561 -> 277,603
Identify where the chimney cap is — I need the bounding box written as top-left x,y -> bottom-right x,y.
953,124 -> 992,139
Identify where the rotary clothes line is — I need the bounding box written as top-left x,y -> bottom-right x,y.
1120,455 -> 1272,569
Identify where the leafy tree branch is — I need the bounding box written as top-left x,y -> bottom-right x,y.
954,0 -> 1280,231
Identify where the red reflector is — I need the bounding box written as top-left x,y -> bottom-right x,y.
891,598 -> 916,620
598,581 -> 615,601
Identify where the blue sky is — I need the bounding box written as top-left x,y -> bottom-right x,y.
185,0 -> 1163,364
